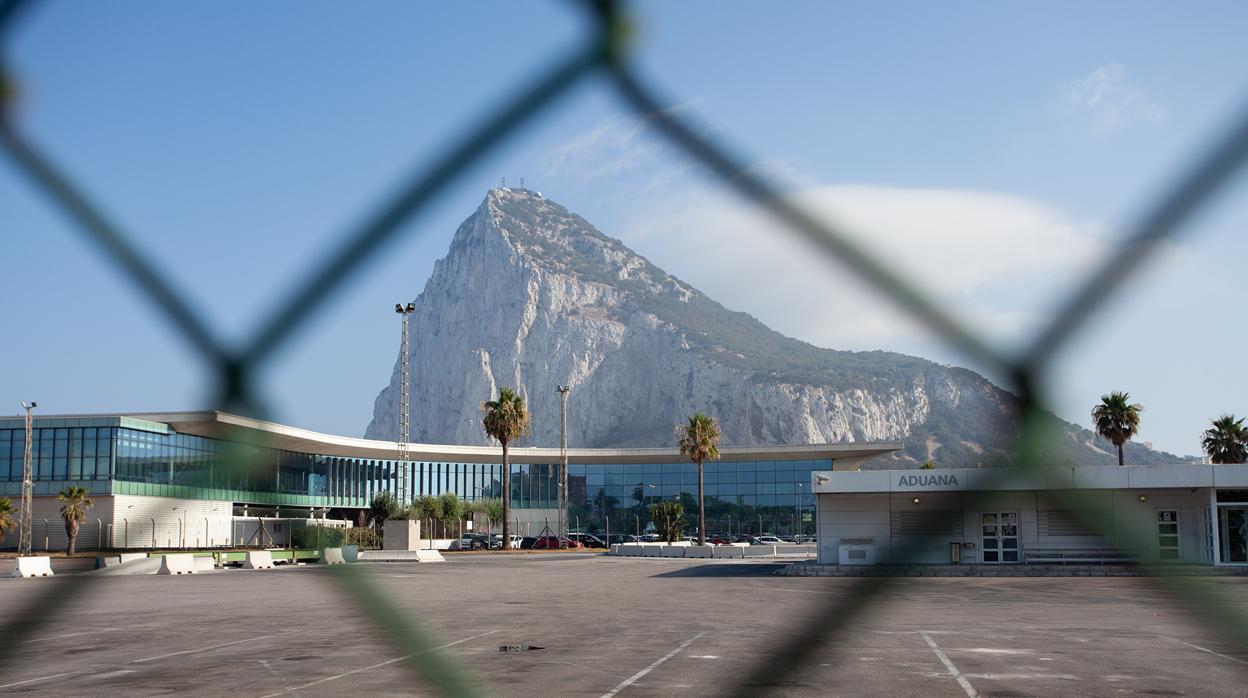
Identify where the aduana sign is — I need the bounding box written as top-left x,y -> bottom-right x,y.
896,474 -> 960,488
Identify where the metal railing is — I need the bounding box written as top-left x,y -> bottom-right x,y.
3,0 -> 1248,695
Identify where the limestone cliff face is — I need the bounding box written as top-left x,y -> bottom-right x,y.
365,188 -> 1173,467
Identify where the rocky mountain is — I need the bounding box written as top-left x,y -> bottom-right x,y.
365,188 -> 1179,468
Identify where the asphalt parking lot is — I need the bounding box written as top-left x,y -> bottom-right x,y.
1,554 -> 1246,696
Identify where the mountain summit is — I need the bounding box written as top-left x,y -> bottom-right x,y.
365,188 -> 1174,467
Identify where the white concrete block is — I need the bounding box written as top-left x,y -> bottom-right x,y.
642,545 -> 665,557
244,550 -> 274,570
712,546 -> 744,559
11,556 -> 54,577
685,545 -> 714,558
320,547 -> 346,565
660,546 -> 685,558
742,545 -> 778,558
415,549 -> 444,563
618,545 -> 641,557
194,556 -> 216,572
157,553 -> 197,575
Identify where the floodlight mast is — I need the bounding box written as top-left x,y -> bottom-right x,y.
557,385 -> 570,546
395,303 -> 415,499
18,401 -> 36,556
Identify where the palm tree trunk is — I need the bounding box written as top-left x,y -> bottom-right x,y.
1117,443 -> 1124,466
501,441 -> 511,550
697,459 -> 705,546
68,521 -> 78,555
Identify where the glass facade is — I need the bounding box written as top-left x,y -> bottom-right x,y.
0,417 -> 824,535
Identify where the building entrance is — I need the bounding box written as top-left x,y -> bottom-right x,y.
981,511 -> 1019,563
1219,507 -> 1248,564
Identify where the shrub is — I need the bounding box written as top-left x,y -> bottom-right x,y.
291,524 -> 345,549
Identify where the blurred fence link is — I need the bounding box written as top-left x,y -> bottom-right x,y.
3,0 -> 1248,694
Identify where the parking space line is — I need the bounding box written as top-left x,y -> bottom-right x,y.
19,627 -> 119,644
131,634 -> 278,663
920,631 -> 979,698
259,630 -> 496,696
1160,635 -> 1248,667
599,631 -> 706,698
0,671 -> 73,690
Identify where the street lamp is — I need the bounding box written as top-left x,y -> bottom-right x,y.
556,385 -> 570,544
796,482 -> 804,539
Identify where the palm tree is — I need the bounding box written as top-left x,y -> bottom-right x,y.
0,497 -> 14,547
678,413 -> 721,546
1091,391 -> 1143,466
482,387 -> 531,550
58,486 -> 94,554
1202,415 -> 1248,464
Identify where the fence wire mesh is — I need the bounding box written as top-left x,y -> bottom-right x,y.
3,0 -> 1248,694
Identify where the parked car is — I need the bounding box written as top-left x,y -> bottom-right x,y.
605,534 -> 639,545
567,533 -> 606,548
752,536 -> 784,545
531,536 -> 584,550
518,536 -> 539,550
639,533 -> 661,542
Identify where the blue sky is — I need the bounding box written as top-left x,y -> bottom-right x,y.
3,1 -> 1247,457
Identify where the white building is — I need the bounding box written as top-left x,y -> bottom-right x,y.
812,465 -> 1248,567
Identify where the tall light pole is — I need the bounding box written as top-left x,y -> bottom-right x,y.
18,401 -> 35,557
394,302 -> 415,501
796,482 -> 804,539
556,385 -> 570,543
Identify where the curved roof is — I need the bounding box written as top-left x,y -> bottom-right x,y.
111,411 -> 902,465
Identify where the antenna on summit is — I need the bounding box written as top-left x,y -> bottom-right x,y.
519,177 -> 525,190
501,176 -> 506,188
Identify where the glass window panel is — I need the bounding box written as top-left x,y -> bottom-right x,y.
1002,551 -> 1018,562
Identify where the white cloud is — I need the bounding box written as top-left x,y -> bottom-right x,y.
1059,63 -> 1165,131
619,184 -> 1114,352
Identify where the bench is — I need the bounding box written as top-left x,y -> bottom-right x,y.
1024,548 -> 1138,565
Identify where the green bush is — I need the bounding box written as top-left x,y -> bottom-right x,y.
291,524 -> 345,549
343,526 -> 380,549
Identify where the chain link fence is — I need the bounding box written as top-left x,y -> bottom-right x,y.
3,0 -> 1248,694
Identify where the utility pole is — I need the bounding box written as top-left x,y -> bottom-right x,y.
394,303 -> 415,500
557,385 -> 570,546
18,401 -> 35,557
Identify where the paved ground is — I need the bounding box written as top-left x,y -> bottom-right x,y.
1,554 -> 1247,696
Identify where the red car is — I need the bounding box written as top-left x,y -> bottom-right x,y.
531,536 -> 585,550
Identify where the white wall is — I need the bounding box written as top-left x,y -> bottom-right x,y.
817,488 -> 1210,565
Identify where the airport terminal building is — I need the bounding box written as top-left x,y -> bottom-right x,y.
0,410 -> 899,550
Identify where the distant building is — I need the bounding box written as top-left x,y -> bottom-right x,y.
0,411 -> 899,550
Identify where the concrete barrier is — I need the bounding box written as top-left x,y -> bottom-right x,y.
320,547 -> 346,565
618,545 -> 641,557
642,545 -> 665,557
712,546 -> 745,559
11,556 -> 54,577
194,556 -> 216,572
661,546 -> 686,558
685,545 -> 714,558
157,553 -> 197,575
415,549 -> 444,563
609,544 -> 621,555
776,545 -> 815,557
742,545 -> 778,558
244,550 -> 275,570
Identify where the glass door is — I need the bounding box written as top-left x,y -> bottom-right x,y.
1219,507 -> 1248,564
1156,510 -> 1180,561
981,512 -> 1019,563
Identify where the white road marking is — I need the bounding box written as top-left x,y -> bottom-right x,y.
260,630 -> 496,696
20,627 -> 120,644
1160,636 -> 1248,667
920,631 -> 978,698
956,648 -> 1035,655
0,671 -> 73,690
95,669 -> 137,679
689,655 -> 719,659
131,634 -> 277,663
963,673 -> 1078,680
600,631 -> 706,698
